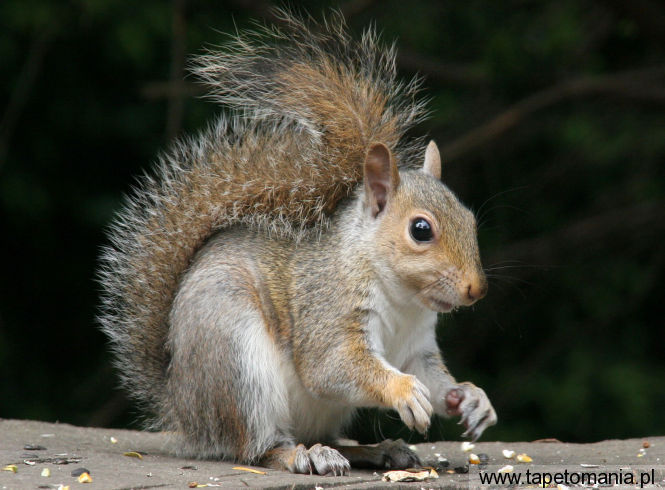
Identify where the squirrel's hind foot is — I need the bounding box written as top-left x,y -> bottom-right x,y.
261,443 -> 350,476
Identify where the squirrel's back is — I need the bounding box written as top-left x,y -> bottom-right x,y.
97,10 -> 427,422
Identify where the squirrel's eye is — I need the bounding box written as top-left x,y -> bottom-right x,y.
410,217 -> 433,242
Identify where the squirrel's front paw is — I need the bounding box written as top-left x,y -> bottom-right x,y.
445,382 -> 497,441
386,374 -> 433,434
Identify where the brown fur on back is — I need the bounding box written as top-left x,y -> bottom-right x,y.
97,10 -> 427,425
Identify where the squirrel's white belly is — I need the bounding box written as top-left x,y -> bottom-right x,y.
369,289 -> 438,371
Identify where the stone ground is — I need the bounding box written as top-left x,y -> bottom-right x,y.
1,420 -> 663,489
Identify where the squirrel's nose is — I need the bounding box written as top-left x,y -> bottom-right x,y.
466,282 -> 488,302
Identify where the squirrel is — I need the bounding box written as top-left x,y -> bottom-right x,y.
98,10 -> 497,475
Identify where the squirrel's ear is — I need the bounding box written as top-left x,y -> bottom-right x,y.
364,142 -> 400,218
422,140 -> 442,180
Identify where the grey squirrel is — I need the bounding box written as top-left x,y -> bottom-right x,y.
98,10 -> 497,475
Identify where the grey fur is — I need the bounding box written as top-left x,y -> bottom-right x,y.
97,11 -> 426,425
97,10 -> 497,468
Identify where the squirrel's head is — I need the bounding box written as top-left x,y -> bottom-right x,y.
363,141 -> 487,312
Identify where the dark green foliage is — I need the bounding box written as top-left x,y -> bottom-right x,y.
1,0 -> 663,442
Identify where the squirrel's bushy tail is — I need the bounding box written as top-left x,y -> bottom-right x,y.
98,9 -> 427,423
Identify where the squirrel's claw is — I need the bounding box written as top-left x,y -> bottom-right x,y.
446,382 -> 497,441
394,376 -> 433,434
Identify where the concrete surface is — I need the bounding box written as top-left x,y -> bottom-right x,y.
1,419 -> 664,489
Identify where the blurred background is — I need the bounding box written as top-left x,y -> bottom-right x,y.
1,0 -> 664,444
